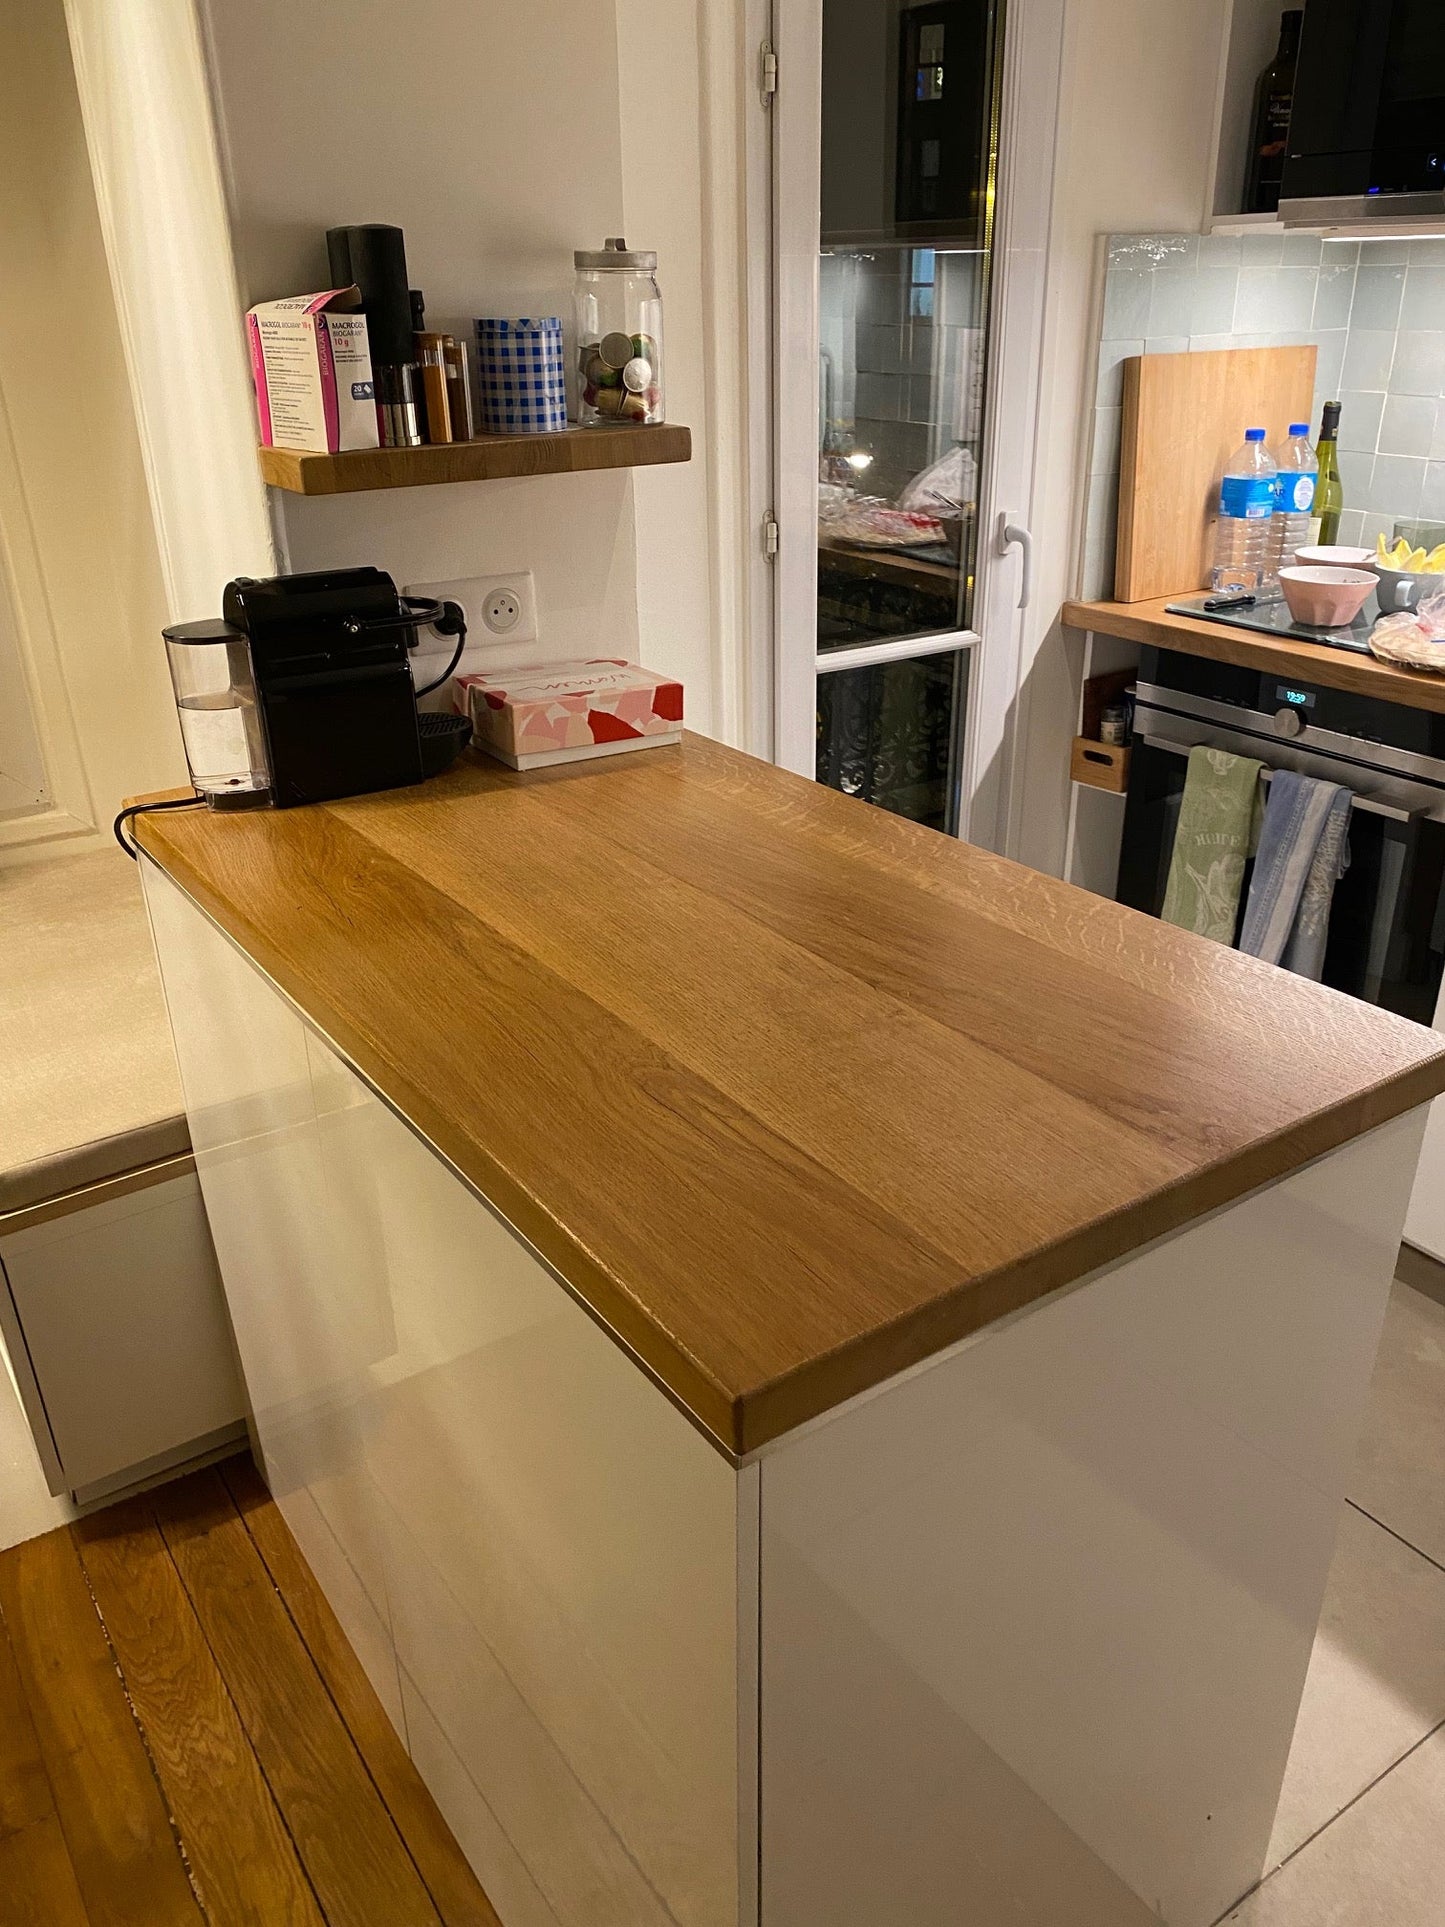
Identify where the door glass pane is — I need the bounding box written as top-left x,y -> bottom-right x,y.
816,650 -> 970,832
817,0 -> 998,653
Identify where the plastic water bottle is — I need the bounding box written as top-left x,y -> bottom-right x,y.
1266,423 -> 1320,589
1211,428 -> 1277,595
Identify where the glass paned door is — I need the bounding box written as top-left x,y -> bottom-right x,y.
809,0 -> 999,830
772,0 -> 1060,854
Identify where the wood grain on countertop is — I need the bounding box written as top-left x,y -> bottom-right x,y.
1065,595 -> 1445,713
136,735 -> 1445,1458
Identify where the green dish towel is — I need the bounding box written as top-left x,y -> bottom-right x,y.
1161,745 -> 1264,944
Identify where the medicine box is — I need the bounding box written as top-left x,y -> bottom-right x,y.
247,288 -> 378,453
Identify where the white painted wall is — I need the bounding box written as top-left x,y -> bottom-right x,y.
0,0 -> 187,858
65,0 -> 275,625
619,0 -> 745,740
195,0 -> 751,742
1009,0 -> 1231,876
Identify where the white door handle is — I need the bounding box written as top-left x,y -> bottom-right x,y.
995,512 -> 1033,610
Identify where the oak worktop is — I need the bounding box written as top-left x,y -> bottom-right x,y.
1065,595 -> 1445,713
136,734 -> 1445,1458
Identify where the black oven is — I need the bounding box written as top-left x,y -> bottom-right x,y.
1117,650 -> 1445,1025
1281,0 -> 1445,223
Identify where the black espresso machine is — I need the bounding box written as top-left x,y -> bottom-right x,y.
157,567 -> 472,812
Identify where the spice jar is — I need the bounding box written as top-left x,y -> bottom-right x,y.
415,333 -> 453,443
1099,704 -> 1129,746
573,238 -> 664,426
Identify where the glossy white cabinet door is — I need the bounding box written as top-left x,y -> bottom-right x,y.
143,863 -> 747,1927
336,1061 -> 744,1927
1405,974 -> 1445,1260
757,1112 -> 1425,1927
141,863 -> 404,1728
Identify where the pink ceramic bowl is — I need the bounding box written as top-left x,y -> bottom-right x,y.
1293,544 -> 1373,568
1279,566 -> 1376,628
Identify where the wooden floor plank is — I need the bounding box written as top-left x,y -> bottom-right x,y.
221,1455 -> 503,1927
73,1494 -> 327,1927
0,1596 -> 90,1927
0,1527 -> 202,1926
153,1466 -> 443,1927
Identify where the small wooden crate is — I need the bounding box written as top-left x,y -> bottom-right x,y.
1071,736 -> 1131,793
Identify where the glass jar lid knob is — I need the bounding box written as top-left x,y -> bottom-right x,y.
574,236 -> 658,272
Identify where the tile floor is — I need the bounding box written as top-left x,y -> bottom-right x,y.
1227,1278 -> 1445,1923
1,1278 -> 1441,1920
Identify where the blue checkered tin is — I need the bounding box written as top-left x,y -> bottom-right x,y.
473,317 -> 568,434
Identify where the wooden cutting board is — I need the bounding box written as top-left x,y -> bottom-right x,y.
1114,346 -> 1318,603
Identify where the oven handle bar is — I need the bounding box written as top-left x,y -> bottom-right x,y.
1137,734 -> 1417,823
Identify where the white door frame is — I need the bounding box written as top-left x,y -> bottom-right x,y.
770,0 -> 824,782
762,0 -> 1064,851
969,0 -> 1064,855
742,0 -> 781,762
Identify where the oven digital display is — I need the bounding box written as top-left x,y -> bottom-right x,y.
1276,685 -> 1316,711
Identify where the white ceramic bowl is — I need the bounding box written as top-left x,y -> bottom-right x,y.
1292,544 -> 1372,569
1279,566 -> 1376,628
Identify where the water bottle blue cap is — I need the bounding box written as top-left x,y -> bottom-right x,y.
1289,423 -> 1309,436
1245,427 -> 1266,441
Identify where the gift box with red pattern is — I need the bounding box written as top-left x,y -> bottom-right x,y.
454,659 -> 683,770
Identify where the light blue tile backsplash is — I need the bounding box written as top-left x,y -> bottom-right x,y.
1391,331 -> 1445,397
1380,394 -> 1436,459
1084,234 -> 1445,600
1342,330 -> 1396,392
1351,263 -> 1407,332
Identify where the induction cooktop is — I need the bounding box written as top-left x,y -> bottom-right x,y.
1164,592 -> 1380,656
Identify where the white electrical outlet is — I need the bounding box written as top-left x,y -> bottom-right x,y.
404,572 -> 540,696
482,587 -> 522,634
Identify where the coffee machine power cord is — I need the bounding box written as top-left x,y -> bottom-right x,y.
113,794 -> 208,860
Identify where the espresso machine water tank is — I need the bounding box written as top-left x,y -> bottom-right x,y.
162,618 -> 272,807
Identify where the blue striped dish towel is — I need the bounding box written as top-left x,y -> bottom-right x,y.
1238,769 -> 1352,978
473,318 -> 567,433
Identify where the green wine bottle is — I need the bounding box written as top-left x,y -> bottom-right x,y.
1313,401 -> 1343,546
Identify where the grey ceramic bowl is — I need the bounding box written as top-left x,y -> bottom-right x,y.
1372,562 -> 1445,613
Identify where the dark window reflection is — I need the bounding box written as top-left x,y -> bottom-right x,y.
816,652 -> 968,832
817,246 -> 983,648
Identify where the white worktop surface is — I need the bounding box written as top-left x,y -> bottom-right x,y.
0,849 -> 186,1194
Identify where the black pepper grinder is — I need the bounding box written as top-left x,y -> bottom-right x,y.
327,225 -> 421,447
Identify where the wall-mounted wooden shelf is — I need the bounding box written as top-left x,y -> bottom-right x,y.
258,423 -> 692,496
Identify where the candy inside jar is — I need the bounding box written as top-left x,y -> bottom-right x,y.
573,240 -> 664,426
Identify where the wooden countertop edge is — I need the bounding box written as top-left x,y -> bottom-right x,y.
741,1058 -> 1443,1451
135,815 -> 1445,1461
131,826 -> 746,1459
1061,596 -> 1445,714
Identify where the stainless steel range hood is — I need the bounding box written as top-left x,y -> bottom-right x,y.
1278,0 -> 1445,238
1280,191 -> 1445,236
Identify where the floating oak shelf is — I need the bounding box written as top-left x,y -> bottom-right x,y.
258,422 -> 692,496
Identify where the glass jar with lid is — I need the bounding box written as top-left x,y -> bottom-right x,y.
573,237 -> 664,426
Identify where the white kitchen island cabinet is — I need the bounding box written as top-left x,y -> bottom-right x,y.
136,736 -> 1445,1927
